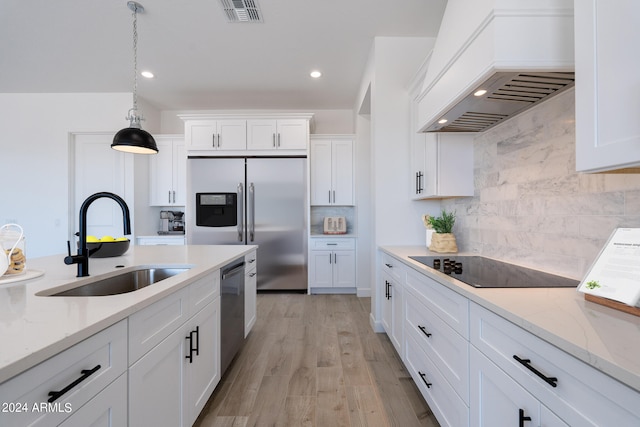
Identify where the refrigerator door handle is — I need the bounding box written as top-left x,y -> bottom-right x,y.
237,183 -> 244,242
249,182 -> 255,242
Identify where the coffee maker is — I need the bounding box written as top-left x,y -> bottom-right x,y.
159,211 -> 185,234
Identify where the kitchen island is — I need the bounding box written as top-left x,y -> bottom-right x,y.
0,244 -> 256,384
380,245 -> 640,426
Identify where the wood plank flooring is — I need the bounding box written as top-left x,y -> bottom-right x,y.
194,293 -> 441,427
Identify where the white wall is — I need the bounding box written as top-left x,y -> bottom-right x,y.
0,93 -> 159,257
354,37 -> 442,328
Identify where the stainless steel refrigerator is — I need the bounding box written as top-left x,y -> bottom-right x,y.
187,157 -> 307,291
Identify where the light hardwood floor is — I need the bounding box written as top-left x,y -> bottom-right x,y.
194,293 -> 441,427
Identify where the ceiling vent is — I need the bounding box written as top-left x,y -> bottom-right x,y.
220,0 -> 263,22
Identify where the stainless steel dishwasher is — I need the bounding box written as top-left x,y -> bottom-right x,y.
220,258 -> 245,374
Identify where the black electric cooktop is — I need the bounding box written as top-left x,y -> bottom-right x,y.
408,256 -> 580,288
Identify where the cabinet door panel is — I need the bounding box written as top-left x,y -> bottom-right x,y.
310,141 -> 333,205
470,346 -> 539,427
187,122 -> 217,150
309,251 -> 333,287
186,300 -> 220,426
218,120 -> 247,150
247,119 -> 277,149
149,138 -> 174,206
59,373 -> 128,427
129,326 -> 186,427
332,140 -> 354,205
575,0 -> 640,171
173,140 -> 186,205
276,119 -> 307,149
333,251 -> 356,288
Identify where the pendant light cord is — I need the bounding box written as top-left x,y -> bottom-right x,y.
131,5 -> 139,113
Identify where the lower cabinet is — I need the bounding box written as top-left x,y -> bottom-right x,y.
380,270 -> 404,357
309,238 -> 356,291
129,272 -> 221,427
377,249 -> 640,427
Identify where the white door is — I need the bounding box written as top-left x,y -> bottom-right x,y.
333,250 -> 355,287
149,137 -> 174,206
331,140 -> 354,205
186,121 -> 217,150
247,119 -> 277,149
173,140 -> 187,205
72,133 -> 134,242
217,120 -> 247,150
309,251 -> 333,288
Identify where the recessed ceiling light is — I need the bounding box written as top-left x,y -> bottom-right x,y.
474,89 -> 487,97
141,70 -> 154,79
438,118 -> 448,124
310,70 -> 322,79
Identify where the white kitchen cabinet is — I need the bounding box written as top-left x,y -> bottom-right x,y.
309,238 -> 356,290
575,0 -> 640,172
470,302 -> 640,426
128,271 -> 221,427
58,373 -> 128,427
247,119 -> 308,150
149,136 -> 186,206
244,250 -> 257,337
381,270 -> 404,357
411,133 -> 474,199
184,119 -> 247,151
0,320 -> 127,427
470,346 -> 565,427
310,136 -> 354,206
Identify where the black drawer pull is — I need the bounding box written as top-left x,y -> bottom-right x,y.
384,263 -> 392,268
48,364 -> 101,403
418,371 -> 432,388
417,325 -> 432,338
513,355 -> 558,387
519,409 -> 532,427
186,330 -> 196,363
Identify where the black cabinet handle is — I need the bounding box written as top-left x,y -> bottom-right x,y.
513,355 -> 558,388
384,263 -> 392,268
384,280 -> 389,299
48,364 -> 101,403
417,325 -> 432,338
186,330 -> 196,363
416,172 -> 420,194
195,326 -> 200,356
519,409 -> 532,427
418,371 -> 432,388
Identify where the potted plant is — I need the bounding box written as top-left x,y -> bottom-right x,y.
427,209 -> 458,253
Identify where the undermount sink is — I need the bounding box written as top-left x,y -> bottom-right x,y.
43,267 -> 191,297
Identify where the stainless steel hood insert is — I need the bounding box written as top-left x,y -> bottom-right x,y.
425,71 -> 575,132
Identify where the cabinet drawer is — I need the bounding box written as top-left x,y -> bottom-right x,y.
129,287 -> 189,364
405,268 -> 469,338
311,238 -> 355,250
380,252 -> 404,282
405,291 -> 469,404
0,320 -> 127,427
405,333 -> 469,427
470,303 -> 640,426
189,272 -> 220,316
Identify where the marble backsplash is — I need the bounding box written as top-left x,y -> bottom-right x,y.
441,88 -> 640,279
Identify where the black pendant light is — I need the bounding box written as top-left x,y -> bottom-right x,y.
112,1 -> 158,154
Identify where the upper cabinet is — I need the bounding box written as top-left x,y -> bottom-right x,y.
149,136 -> 186,206
180,114 -> 313,155
184,119 -> 247,151
575,0 -> 640,172
247,119 -> 309,150
412,133 -> 474,200
310,135 -> 354,206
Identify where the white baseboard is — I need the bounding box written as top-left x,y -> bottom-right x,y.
369,312 -> 384,333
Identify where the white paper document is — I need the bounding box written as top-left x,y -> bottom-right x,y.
578,228 -> 640,307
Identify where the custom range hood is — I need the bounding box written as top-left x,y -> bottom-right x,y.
417,0 -> 575,133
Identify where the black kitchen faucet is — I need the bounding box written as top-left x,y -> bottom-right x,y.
64,192 -> 131,277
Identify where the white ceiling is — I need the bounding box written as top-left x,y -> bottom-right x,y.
0,0 -> 446,111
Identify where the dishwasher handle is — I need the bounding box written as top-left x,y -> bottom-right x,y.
222,262 -> 245,280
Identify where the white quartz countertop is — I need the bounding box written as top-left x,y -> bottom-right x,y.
0,245 -> 256,384
380,246 -> 640,393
